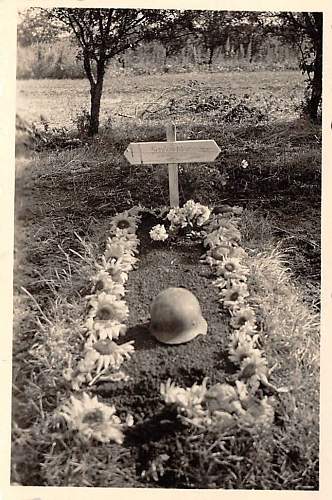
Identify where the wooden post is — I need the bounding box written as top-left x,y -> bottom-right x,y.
166,124 -> 179,207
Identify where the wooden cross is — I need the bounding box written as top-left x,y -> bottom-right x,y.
124,124 -> 221,207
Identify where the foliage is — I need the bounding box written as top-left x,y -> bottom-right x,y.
16,38 -> 299,80
16,114 -> 83,151
190,11 -> 268,67
17,7 -> 67,46
273,12 -> 322,122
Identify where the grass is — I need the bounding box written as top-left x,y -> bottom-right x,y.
13,69 -> 321,488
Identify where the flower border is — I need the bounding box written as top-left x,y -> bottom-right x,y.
59,207 -> 141,442
57,201 -> 286,444
159,203 -> 286,433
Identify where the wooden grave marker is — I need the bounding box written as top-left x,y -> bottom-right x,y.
124,124 -> 221,207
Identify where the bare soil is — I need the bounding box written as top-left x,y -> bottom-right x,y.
93,214 -> 231,417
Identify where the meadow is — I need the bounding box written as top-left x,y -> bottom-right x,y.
13,69 -> 321,488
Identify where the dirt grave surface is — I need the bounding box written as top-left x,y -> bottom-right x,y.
93,216 -> 232,420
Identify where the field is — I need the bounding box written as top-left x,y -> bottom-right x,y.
13,70 -> 321,489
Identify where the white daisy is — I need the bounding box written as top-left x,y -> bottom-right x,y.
85,316 -> 127,341
59,392 -> 128,443
109,211 -> 138,235
215,258 -> 249,280
91,271 -> 125,297
84,339 -> 135,373
104,243 -> 138,272
219,282 -> 249,308
88,292 -> 129,323
107,232 -> 140,250
160,378 -> 208,419
229,306 -> 256,329
240,350 -> 268,380
97,257 -> 129,284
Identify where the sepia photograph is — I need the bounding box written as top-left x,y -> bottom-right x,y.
8,0 -> 324,492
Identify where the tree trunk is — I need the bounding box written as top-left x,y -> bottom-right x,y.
308,16 -> 322,123
247,35 -> 253,63
88,60 -> 105,136
308,51 -> 322,123
208,47 -> 214,68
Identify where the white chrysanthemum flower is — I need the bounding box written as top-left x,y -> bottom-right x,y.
229,329 -> 259,351
182,200 -> 197,213
84,339 -> 135,373
196,208 -> 211,226
237,323 -> 259,336
149,224 -> 169,241
112,255 -> 138,273
109,211 -> 138,235
167,208 -> 188,228
59,392 -> 128,443
182,201 -> 211,226
91,271 -> 125,297
105,239 -> 138,257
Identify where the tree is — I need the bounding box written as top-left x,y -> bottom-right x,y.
17,8 -> 66,47
156,11 -> 195,66
42,8 -> 188,135
192,10 -> 233,67
276,12 -> 322,122
191,10 -> 266,68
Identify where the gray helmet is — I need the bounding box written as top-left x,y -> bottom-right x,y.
150,287 -> 207,344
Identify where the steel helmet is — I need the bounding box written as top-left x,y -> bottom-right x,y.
150,287 -> 207,344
